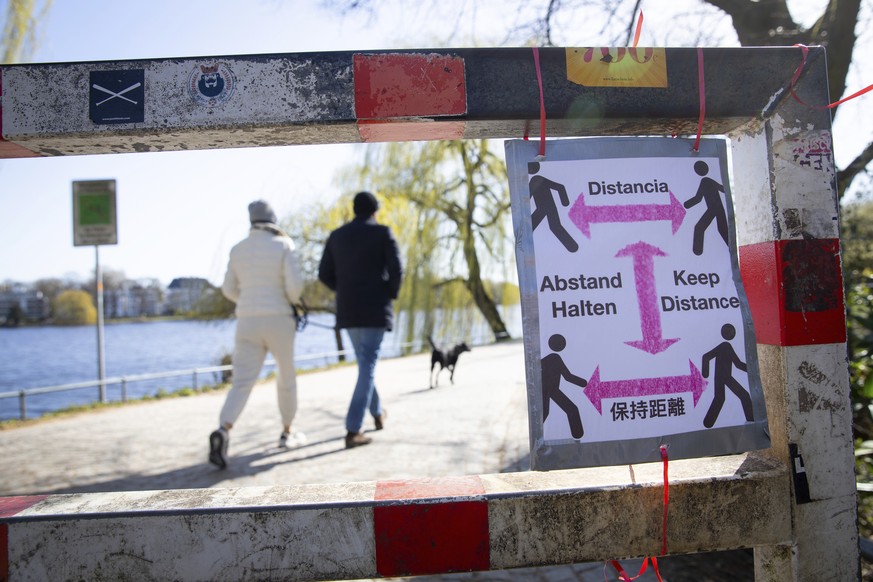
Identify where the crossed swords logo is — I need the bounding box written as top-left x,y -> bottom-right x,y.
92,82 -> 142,106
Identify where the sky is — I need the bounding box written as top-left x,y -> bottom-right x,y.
0,0 -> 869,287
0,1 -> 436,287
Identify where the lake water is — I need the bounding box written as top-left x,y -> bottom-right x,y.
0,308 -> 521,421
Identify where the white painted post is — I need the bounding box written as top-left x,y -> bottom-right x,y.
730,47 -> 859,580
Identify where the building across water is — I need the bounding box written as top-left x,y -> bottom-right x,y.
0,276 -> 215,325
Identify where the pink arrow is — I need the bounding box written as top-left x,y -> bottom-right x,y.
584,361 -> 708,415
568,190 -> 686,238
617,241 -> 679,354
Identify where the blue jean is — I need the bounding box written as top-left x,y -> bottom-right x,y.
345,327 -> 385,433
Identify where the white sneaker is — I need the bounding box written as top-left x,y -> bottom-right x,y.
279,431 -> 307,449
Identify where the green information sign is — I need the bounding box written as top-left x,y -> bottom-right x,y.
78,194 -> 112,225
73,180 -> 117,246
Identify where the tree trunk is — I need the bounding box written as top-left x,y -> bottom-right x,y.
465,274 -> 511,340
457,141 -> 511,341
459,216 -> 510,339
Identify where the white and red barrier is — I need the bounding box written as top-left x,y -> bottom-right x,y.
2,455 -> 789,581
0,45 -> 859,580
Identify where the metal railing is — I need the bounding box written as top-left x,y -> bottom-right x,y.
0,335 -> 498,421
0,349 -> 353,421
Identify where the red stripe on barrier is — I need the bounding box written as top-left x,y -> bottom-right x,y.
0,496 -> 47,519
353,53 -> 467,119
375,475 -> 486,500
0,141 -> 41,158
357,119 -> 466,143
0,142 -> 41,158
374,476 -> 489,577
1,496 -> 46,582
740,239 -> 846,346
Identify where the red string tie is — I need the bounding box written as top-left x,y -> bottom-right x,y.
632,11 -> 644,48
607,445 -> 669,581
694,48 -> 705,152
531,47 -> 547,158
790,44 -> 873,109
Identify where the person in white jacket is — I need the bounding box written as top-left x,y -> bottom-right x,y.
209,200 -> 306,469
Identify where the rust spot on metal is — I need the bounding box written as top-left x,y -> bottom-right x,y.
781,239 -> 840,313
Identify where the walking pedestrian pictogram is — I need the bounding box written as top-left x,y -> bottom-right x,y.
528,161 -> 579,253
684,161 -> 729,256
701,323 -> 754,428
541,334 -> 587,439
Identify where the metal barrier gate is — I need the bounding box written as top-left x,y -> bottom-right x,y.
0,46 -> 857,580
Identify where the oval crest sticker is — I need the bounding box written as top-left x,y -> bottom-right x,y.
188,63 -> 236,106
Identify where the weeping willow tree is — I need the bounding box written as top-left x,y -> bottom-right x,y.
1,0 -> 52,63
283,139 -> 517,351
283,189 -> 441,353
356,139 -> 515,342
281,194 -> 352,355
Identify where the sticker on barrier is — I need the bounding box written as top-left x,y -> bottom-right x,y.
565,47 -> 667,88
505,137 -> 770,470
89,69 -> 145,125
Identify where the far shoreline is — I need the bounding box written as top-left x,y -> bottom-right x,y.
1,314 -> 233,329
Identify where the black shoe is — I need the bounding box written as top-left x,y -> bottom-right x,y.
209,429 -> 228,469
345,431 -> 372,449
374,409 -> 387,431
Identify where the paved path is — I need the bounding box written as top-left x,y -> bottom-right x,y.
0,341 -> 530,495
0,340 -> 744,581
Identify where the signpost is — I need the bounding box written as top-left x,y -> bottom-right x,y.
506,137 -> 770,470
73,179 -> 117,401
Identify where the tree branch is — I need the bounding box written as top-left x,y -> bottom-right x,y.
432,277 -> 466,289
473,202 -> 512,230
543,0 -> 559,46
838,141 -> 873,197
810,0 -> 862,103
702,0 -> 861,104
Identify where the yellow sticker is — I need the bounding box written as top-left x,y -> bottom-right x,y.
566,47 -> 668,88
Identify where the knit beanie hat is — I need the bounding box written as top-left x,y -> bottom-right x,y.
353,191 -> 379,217
248,200 -> 278,224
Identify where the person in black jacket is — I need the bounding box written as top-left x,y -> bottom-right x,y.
318,191 -> 403,448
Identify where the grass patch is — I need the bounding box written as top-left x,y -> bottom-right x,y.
0,382 -> 231,430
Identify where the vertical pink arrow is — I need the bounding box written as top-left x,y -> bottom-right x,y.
568,191 -> 686,238
616,241 -> 679,354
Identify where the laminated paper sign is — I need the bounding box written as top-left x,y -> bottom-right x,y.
505,137 -> 769,470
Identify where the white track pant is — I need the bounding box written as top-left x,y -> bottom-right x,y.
219,315 -> 297,428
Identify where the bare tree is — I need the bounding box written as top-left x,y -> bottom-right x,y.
705,0 -> 870,196
357,139 -> 513,340
494,0 -> 873,197
327,0 -> 872,198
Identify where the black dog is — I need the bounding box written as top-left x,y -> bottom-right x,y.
428,336 -> 471,388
